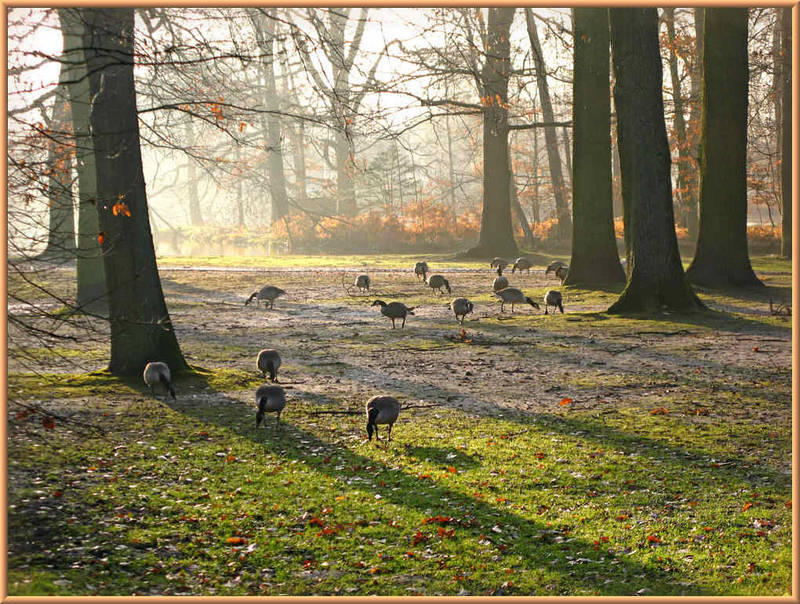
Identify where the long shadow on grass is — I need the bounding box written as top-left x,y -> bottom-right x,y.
165,382 -> 707,596
286,357 -> 790,491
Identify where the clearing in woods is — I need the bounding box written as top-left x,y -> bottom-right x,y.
6,254 -> 792,596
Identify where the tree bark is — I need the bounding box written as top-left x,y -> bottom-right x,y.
39,84 -> 76,260
509,146 -> 535,248
664,8 -> 692,234
466,7 -> 519,258
608,8 -> 703,313
525,8 -> 571,242
184,120 -> 204,226
686,8 -> 763,288
564,8 -> 625,287
780,7 -> 792,259
58,8 -> 108,313
252,8 -> 289,223
685,8 -> 704,241
82,7 -> 188,375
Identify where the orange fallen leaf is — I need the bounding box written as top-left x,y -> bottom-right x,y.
559,398 -> 573,406
112,201 -> 131,217
226,537 -> 247,545
42,416 -> 55,430
742,502 -> 753,512
446,466 -> 457,474
752,346 -> 759,352
650,407 -> 670,415
646,535 -> 660,544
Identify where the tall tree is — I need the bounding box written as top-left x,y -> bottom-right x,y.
184,120 -> 204,226
81,7 -> 188,375
685,8 -> 705,241
251,8 -> 289,224
686,8 -> 763,288
608,8 -> 703,313
780,7 -> 792,259
467,7 -> 519,258
38,83 -> 76,260
525,8 -> 571,242
564,8 -> 625,286
663,8 -> 694,239
58,8 -> 108,312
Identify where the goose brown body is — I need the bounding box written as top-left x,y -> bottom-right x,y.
255,384 -> 286,428
245,285 -> 286,308
493,287 -> 540,313
414,261 -> 429,281
490,257 -> 510,271
543,290 -> 564,314
492,266 -> 509,292
371,300 -> 416,329
354,274 -> 371,292
511,257 -> 534,274
143,361 -> 175,400
365,395 -> 401,441
426,274 -> 451,294
450,297 -> 474,324
257,349 -> 282,382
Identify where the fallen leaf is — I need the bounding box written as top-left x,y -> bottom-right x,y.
226,537 -> 247,545
42,416 -> 55,430
742,502 -> 753,512
559,398 -> 573,406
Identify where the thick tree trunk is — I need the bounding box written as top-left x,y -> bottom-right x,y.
686,8 -> 763,288
82,7 -> 188,376
39,87 -> 76,260
466,7 -> 518,259
685,8 -> 704,241
664,8 -> 692,233
780,7 -> 792,259
525,8 -> 571,242
608,8 -> 703,313
565,8 -> 625,287
58,8 -> 108,313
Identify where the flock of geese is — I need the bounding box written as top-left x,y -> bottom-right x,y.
142,256 -> 568,442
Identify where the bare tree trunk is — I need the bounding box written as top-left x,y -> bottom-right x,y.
780,7 -> 792,259
82,7 -> 188,375
565,7 -> 625,286
685,7 -> 704,241
39,85 -> 76,260
525,8 -> 571,242
686,8 -> 763,288
664,7 -> 692,233
466,7 -> 519,258
561,125 -> 572,188
252,8 -> 289,223
608,8 -> 703,313
184,120 -> 204,226
58,8 -> 107,313
509,145 -> 535,248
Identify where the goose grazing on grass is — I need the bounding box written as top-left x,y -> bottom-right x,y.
511,256 -> 534,274
365,395 -> 401,442
492,266 -> 509,292
245,285 -> 286,309
555,265 -> 569,283
426,274 -> 452,295
255,384 -> 286,428
543,290 -> 564,314
371,300 -> 416,329
257,348 -> 282,382
414,261 -> 429,281
143,361 -> 175,400
354,274 -> 371,292
546,260 -> 567,276
450,297 -> 474,325
490,257 -> 510,271
494,287 -> 540,313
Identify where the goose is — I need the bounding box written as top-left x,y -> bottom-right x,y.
255,384 -> 286,428
543,290 -> 564,314
257,348 -> 281,382
245,285 -> 286,309
414,261 -> 429,281
354,274 -> 371,292
555,265 -> 569,283
426,274 -> 451,295
450,297 -> 474,325
511,256 -> 534,274
492,266 -> 509,292
365,395 -> 401,442
142,361 -> 175,400
494,287 -> 540,313
545,260 -> 567,276
490,257 -> 510,271
371,300 -> 416,329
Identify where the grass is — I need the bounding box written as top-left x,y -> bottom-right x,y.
7,253 -> 792,596
6,385 -> 791,596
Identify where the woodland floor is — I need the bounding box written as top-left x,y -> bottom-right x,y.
6,253 -> 793,596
